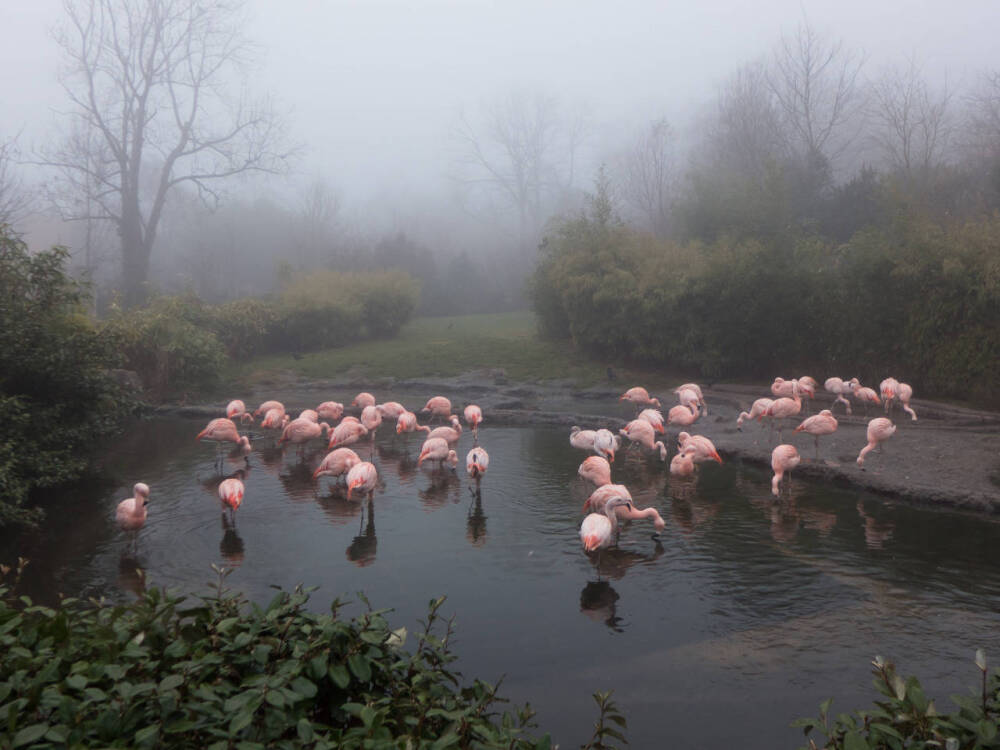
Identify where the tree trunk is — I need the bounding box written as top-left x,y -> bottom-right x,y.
120,202 -> 150,308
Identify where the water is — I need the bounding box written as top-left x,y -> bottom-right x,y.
8,417 -> 1000,748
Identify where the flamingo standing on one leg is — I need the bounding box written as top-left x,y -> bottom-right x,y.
857,418 -> 896,468
897,383 -> 917,420
116,482 -> 150,548
218,472 -> 245,521
794,409 -> 838,460
578,456 -> 612,486
361,405 -> 383,444
346,461 -> 378,499
464,404 -> 483,438
619,419 -> 667,461
880,378 -> 900,415
771,444 -> 800,497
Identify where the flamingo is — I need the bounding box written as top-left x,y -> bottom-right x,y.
328,420 -> 368,449
857,418 -> 896,467
317,401 -> 344,421
584,484 -> 666,532
880,378 -> 900,414
669,450 -> 695,477
226,400 -> 253,424
578,456 -> 612,486
666,403 -> 698,428
261,408 -> 289,431
352,392 -> 376,409
795,378 -> 816,414
580,496 -> 634,553
418,437 -> 458,469
376,401 -> 407,419
197,418 -> 252,462
570,426 -> 598,451
346,461 -> 378,499
771,444 -> 801,496
218,472 -> 245,519
278,417 -> 330,452
619,419 -> 667,461
253,400 -> 284,418
737,398 -> 773,430
637,408 -> 665,433
421,396 -> 452,422
824,378 -> 854,415
427,417 -> 462,444
675,383 -> 707,415
464,404 -> 483,436
620,387 -> 661,409
594,429 -> 617,462
361,405 -> 383,436
771,377 -> 798,398
299,409 -> 319,423
898,383 -> 917,420
313,448 -> 361,482
764,383 -> 802,439
676,432 -> 723,463
794,409 -> 838,459
397,411 -> 431,435
116,483 -> 150,547
850,382 -> 881,416
676,388 -> 700,415
466,447 -> 489,480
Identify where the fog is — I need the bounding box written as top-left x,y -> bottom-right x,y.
2,0 -> 999,309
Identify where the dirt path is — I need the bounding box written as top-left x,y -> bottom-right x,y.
159,375 -> 1000,512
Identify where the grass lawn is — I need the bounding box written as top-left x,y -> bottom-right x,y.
238,311 -> 680,389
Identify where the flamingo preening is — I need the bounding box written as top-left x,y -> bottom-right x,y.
674,384 -> 707,415
580,496 -> 634,553
464,404 -> 483,437
578,456 -> 612,486
346,461 -> 378,500
637,408 -> 665,433
116,483 -> 150,548
771,444 -> 801,497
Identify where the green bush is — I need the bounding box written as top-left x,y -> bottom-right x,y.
794,653 -> 1000,749
352,270 -> 421,338
0,227 -> 132,526
210,298 -> 279,359
0,567 -> 555,749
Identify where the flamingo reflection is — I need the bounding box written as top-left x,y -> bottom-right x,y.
346,498 -> 377,567
857,500 -> 895,549
117,556 -> 146,598
220,513 -> 245,565
467,487 -> 487,546
579,580 -> 623,632
419,468 -> 461,509
588,540 -> 665,581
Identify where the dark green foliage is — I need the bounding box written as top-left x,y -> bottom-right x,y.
0,566 -> 554,749
581,691 -> 628,750
210,298 -> 280,359
0,227 -> 132,526
793,653 -> 1000,749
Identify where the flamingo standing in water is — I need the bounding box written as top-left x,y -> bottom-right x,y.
421,396 -> 452,423
824,378 -> 855,415
397,411 -> 431,436
361,405 -> 383,438
261,408 -> 290,433
352,392 -> 376,409
570,426 -> 598,451
317,401 -> 344,421
670,450 -> 696,477
346,461 -> 378,499
667,403 -> 698,428
418,437 -> 458,469
675,384 -> 706,415
584,484 -> 666,531
794,409 -> 838,459
253,400 -> 284,418
218,472 -> 245,520
226,400 -> 253,425
466,447 -> 489,481
278,418 -> 330,456
676,432 -> 723,463
197,418 -> 252,464
464,404 -> 483,437
313,448 -> 361,483
594,429 -> 618,462
578,456 -> 612,486
299,409 -> 319,422
116,483 -> 150,548
857,418 -> 896,467
580,496 -> 635,553
619,419 -> 667,461
771,444 -> 801,497
328,420 -> 368,449
637,408 -> 665,433
376,401 -> 406,420
897,383 -> 917,420
428,415 -> 462,444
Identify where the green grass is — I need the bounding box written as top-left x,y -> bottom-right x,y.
238,311 -> 680,389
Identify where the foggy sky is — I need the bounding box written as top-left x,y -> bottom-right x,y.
2,0 -> 999,203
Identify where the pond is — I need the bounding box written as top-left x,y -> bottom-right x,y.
8,417 -> 1000,748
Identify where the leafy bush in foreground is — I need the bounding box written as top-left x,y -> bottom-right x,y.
794,653 -> 1000,749
0,567 -> 553,749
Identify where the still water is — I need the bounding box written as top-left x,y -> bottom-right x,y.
9,418 -> 1000,748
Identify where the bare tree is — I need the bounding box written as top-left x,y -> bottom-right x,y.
618,118 -> 674,237
965,70 -> 1000,160
0,136 -> 33,228
768,21 -> 866,164
296,178 -> 341,269
452,91 -> 587,257
868,58 -> 953,176
43,0 -> 292,306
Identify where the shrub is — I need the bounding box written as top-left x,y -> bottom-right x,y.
209,298 -> 280,359
0,567 -> 555,749
0,227 -> 132,526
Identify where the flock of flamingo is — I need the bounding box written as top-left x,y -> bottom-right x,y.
114,374 -> 917,562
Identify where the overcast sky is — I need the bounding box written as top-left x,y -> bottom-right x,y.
2,0 -> 999,202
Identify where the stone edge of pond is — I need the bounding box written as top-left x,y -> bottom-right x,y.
147,400 -> 1000,515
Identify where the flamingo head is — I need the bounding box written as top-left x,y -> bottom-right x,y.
133,482 -> 150,498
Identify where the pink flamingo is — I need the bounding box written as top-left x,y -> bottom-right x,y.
580,496 -> 636,553
795,377 -> 816,414
570,426 -> 598,451
226,400 -> 253,424
594,429 -> 618,462
771,444 -> 801,496
421,396 -> 452,422
218,473 -> 245,520
197,418 -> 251,462
352,392 -> 376,409
637,408 -> 665,433
584,485 -> 666,532
317,401 -> 344,421
857,418 -> 896,467
253,400 -> 284,418
279,417 -> 330,452
619,419 -> 667,461
313,448 -> 361,482
418,437 -> 458,469
675,383 -> 707,415
667,403 -> 698,428
346,461 -> 378,499
676,432 -> 723,463
116,483 -> 150,546
428,415 -> 462,444
328,420 -> 368,449
737,398 -> 774,438
850,382 -> 881,416
670,450 -> 695,477
578,456 -> 612,486
397,411 -> 431,435
880,378 -> 900,414
464,404 -> 483,436
466,447 -> 489,480
377,401 -> 407,419
299,409 -> 319,422
765,383 -> 802,439
261,408 -> 290,431
620,387 -> 661,409
824,378 -> 854,415
898,383 -> 917,420
361,405 -> 383,435
794,409 -> 838,459
771,377 -> 798,398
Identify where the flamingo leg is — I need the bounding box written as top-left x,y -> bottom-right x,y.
814,435 -> 820,460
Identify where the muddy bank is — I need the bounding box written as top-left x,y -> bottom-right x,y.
152,375 -> 1000,513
